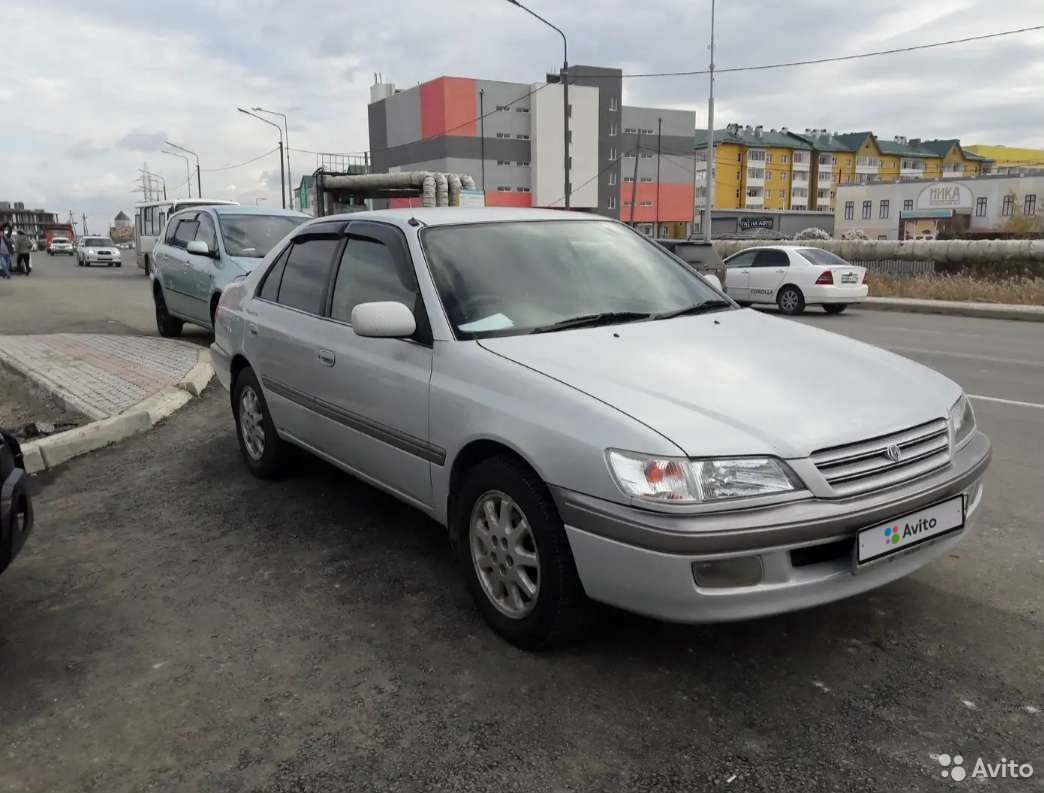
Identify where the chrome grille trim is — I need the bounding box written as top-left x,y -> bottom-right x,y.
811,418 -> 951,496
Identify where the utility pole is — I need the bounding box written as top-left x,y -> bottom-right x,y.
479,88 -> 486,193
655,117 -> 662,237
237,109 -> 285,208
82,213 -> 88,235
252,107 -> 294,209
703,0 -> 716,243
629,131 -> 642,226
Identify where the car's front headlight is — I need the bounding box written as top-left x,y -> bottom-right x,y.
606,449 -> 799,505
949,394 -> 976,450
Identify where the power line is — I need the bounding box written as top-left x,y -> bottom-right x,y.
201,147 -> 280,173
577,24 -> 1044,78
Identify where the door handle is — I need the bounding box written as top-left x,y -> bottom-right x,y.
775,269 -> 785,273
247,323 -> 259,336
317,349 -> 336,367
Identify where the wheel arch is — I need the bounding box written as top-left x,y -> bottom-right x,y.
446,438 -> 549,546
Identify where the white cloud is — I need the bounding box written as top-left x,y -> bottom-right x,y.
4,0 -> 1043,232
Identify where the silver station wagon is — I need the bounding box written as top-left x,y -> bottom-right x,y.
211,208 -> 991,649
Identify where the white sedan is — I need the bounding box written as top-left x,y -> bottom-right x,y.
723,245 -> 868,315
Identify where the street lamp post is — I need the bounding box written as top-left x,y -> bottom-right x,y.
166,141 -> 202,198
703,0 -> 716,243
161,149 -> 192,197
252,107 -> 294,210
237,108 -> 285,209
506,0 -> 570,208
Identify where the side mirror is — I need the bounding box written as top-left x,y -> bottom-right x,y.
351,301 -> 416,338
186,240 -> 210,256
703,274 -> 723,291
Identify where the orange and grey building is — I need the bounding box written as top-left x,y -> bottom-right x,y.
367,66 -> 699,236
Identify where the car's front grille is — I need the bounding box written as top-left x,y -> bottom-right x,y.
810,418 -> 950,497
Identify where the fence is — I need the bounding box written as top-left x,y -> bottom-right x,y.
847,258 -> 935,277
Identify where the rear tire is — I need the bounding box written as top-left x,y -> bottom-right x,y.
777,285 -> 805,315
456,455 -> 590,650
154,287 -> 183,338
823,304 -> 847,315
232,367 -> 287,479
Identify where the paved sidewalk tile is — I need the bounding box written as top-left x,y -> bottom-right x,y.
0,334 -> 199,419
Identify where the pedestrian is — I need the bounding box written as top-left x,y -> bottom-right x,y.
0,225 -> 13,279
14,229 -> 32,275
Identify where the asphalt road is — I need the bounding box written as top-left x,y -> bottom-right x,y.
0,290 -> 1041,791
0,249 -> 211,343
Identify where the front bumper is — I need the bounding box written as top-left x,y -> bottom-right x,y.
554,431 -> 990,622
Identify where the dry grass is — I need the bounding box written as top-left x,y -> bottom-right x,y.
867,274 -> 1044,305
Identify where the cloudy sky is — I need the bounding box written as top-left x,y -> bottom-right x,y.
5,0 -> 1042,232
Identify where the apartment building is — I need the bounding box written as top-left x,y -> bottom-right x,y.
367,67 -> 699,236
965,144 -> 1044,175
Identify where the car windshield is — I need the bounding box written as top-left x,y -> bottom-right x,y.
85,238 -> 112,247
421,220 -> 726,339
218,214 -> 307,257
797,247 -> 850,267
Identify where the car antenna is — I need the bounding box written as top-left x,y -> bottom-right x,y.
407,216 -> 425,227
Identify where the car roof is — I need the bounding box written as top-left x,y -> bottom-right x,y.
205,206 -> 310,217
310,207 -> 605,229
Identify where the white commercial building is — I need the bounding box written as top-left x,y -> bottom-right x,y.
835,174 -> 1044,240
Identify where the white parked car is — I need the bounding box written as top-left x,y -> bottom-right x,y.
723,245 -> 868,315
76,236 -> 122,268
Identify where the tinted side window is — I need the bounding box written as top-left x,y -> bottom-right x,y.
258,246 -> 291,302
330,237 -> 418,323
753,249 -> 788,267
196,213 -> 217,251
726,251 -> 756,268
165,213 -> 186,244
276,238 -> 340,314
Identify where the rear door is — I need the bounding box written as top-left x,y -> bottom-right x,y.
244,232 -> 343,451
748,248 -> 790,303
723,250 -> 756,300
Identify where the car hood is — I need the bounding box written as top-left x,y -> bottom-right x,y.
477,309 -> 961,459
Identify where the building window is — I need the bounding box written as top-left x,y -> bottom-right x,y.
609,96 -> 618,111
516,134 -> 530,140
623,176 -> 635,182
903,199 -> 914,211
609,122 -> 617,136
844,201 -> 855,220
781,155 -> 788,164
975,196 -> 987,217
495,132 -> 510,138
862,200 -> 872,220
879,200 -> 890,219
496,186 -> 512,192
496,160 -> 510,166
779,190 -> 785,199
608,195 -> 616,209
1025,194 -> 1037,215
495,104 -> 510,111
609,146 -> 617,161
639,152 -> 653,159
515,187 -> 531,192
623,201 -> 632,208
515,106 -> 529,113
766,154 -> 773,163
639,200 -> 654,207
639,176 -> 653,183
1002,194 -> 1015,216
766,172 -> 772,182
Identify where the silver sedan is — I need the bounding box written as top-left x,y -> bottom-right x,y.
211,208 -> 990,649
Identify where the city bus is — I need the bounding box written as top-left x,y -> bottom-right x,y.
135,198 -> 238,276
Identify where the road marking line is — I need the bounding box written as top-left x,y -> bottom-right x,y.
968,395 -> 1044,410
884,345 -> 1044,369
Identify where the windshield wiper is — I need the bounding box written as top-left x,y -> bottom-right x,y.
652,300 -> 733,321
529,311 -> 652,334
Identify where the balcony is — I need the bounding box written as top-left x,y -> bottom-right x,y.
746,168 -> 765,186
855,156 -> 881,175
900,160 -> 925,178
792,154 -> 811,170
817,171 -> 834,186
942,166 -> 964,178
744,188 -> 764,207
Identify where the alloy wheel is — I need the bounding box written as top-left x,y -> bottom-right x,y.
469,490 -> 541,619
780,289 -> 799,313
239,386 -> 266,460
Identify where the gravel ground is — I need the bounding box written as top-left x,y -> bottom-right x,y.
0,362 -> 85,438
0,387 -> 1040,793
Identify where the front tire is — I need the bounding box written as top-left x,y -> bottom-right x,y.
777,285 -> 806,315
823,303 -> 847,315
232,368 -> 287,479
154,288 -> 183,338
456,456 -> 589,650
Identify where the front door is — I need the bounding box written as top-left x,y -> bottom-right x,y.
159,213 -> 198,317
309,220 -> 434,507
747,248 -> 790,303
724,250 -> 756,301
182,212 -> 219,324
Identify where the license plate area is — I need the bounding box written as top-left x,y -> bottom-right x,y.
841,272 -> 858,283
856,495 -> 964,566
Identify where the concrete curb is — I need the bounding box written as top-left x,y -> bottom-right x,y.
861,297 -> 1044,322
19,347 -> 214,475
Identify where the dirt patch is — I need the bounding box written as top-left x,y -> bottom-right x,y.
0,362 -> 86,440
